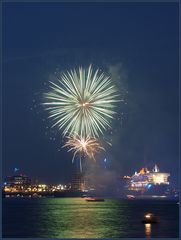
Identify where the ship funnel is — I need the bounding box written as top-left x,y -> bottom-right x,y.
139,168 -> 145,174
153,164 -> 159,172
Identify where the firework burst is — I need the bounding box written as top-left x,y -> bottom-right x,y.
43,65 -> 118,138
63,135 -> 105,162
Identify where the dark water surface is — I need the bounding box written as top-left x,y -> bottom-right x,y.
2,198 -> 179,238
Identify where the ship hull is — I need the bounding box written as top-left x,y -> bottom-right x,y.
124,185 -> 178,200
125,184 -> 168,196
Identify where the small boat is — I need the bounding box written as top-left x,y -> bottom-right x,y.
85,197 -> 105,202
127,195 -> 135,200
81,194 -> 88,198
142,213 -> 158,223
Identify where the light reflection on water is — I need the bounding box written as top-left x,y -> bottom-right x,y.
145,223 -> 151,238
2,198 -> 179,238
37,198 -> 129,238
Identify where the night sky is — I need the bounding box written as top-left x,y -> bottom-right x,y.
2,2 -> 179,187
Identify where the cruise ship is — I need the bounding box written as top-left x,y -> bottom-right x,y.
123,165 -> 178,200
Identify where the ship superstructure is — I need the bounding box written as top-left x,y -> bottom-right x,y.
123,165 -> 170,197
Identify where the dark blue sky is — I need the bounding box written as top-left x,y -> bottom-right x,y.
2,3 -> 179,186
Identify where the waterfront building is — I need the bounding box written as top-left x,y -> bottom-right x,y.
71,171 -> 84,191
71,157 -> 85,191
3,174 -> 31,193
5,175 -> 31,186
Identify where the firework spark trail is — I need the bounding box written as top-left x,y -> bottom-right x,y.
43,65 -> 119,138
63,135 -> 105,163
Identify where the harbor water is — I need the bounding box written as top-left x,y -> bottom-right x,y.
2,198 -> 179,238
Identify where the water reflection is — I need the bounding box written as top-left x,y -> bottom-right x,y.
3,198 -> 179,238
38,198 -> 129,238
145,223 -> 151,238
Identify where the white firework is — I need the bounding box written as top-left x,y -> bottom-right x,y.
43,65 -> 118,137
63,135 -> 105,162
